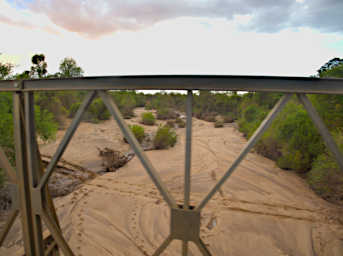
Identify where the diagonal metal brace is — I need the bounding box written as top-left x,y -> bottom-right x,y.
0,147 -> 17,183
196,94 -> 292,211
99,90 -> 178,209
297,93 -> 343,171
38,91 -> 97,190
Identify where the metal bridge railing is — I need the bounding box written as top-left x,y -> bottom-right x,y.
1,75 -> 343,256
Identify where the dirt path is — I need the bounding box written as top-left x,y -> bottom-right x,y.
3,109 -> 343,255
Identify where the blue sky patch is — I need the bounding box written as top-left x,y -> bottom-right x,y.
6,0 -> 33,10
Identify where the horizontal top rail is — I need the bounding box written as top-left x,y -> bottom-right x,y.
1,75 -> 343,94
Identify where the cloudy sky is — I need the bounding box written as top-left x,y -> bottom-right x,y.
0,0 -> 342,77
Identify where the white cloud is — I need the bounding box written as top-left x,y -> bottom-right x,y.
0,1 -> 342,78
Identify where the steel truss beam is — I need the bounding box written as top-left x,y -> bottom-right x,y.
1,81 -> 343,256
1,75 -> 343,94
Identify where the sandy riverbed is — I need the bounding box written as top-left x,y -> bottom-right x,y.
2,108 -> 343,255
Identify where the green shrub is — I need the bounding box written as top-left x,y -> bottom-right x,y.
141,112 -> 156,125
35,92 -> 68,127
214,120 -> 224,128
125,125 -> 145,143
306,132 -> 343,204
145,101 -> 153,110
274,102 -> 323,172
0,92 -> 58,187
166,120 -> 176,128
121,106 -> 135,119
255,135 -> 282,161
154,125 -> 177,149
156,108 -> 178,120
223,113 -> 235,123
202,113 -> 216,122
34,107 -> 58,141
117,96 -> 135,119
176,118 -> 186,128
89,98 -> 111,121
69,98 -> 110,123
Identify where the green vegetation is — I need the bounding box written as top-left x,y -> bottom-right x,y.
0,56 -> 60,186
214,120 -> 224,128
128,125 -> 145,143
175,118 -> 186,128
307,132 -> 343,204
222,113 -> 235,123
69,97 -> 110,123
153,125 -> 177,149
156,108 -> 178,120
166,120 -> 176,128
235,59 -> 343,204
141,112 -> 156,125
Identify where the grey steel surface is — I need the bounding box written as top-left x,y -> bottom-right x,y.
171,207 -> 201,241
0,147 -> 17,183
152,235 -> 173,256
41,211 -> 75,256
13,92 -> 36,255
196,238 -> 211,256
184,90 -> 193,209
24,92 -> 44,255
0,75 -> 342,94
0,209 -> 19,245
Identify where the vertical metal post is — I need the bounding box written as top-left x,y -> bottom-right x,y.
184,90 -> 193,210
24,92 -> 45,255
13,92 -> 35,256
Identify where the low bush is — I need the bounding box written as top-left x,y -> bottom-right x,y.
89,98 -> 111,121
153,125 -> 177,149
306,132 -> 343,205
69,98 -> 110,123
255,136 -> 282,161
156,108 -> 178,120
214,120 -> 224,128
121,106 -> 135,119
145,101 -> 153,110
166,120 -> 176,128
202,113 -> 216,122
176,118 -> 186,128
222,113 -> 235,123
125,125 -> 145,143
141,112 -> 156,125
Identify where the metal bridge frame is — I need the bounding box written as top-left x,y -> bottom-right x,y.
1,75 -> 343,255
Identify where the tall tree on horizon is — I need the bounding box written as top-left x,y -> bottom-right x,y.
57,57 -> 84,78
0,54 -> 13,79
317,57 -> 343,76
30,54 -> 48,78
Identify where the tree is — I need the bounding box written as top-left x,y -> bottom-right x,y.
58,57 -> 84,78
0,54 -> 13,79
317,57 -> 343,76
30,54 -> 47,78
14,70 -> 31,80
